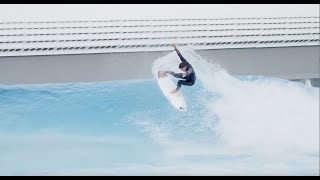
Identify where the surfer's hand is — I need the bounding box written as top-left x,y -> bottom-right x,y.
158,71 -> 167,78
172,43 -> 177,49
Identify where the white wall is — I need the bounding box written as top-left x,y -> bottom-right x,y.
0,46 -> 318,84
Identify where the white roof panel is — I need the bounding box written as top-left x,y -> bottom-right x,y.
0,16 -> 319,57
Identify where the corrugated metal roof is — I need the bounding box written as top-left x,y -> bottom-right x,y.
0,16 -> 319,57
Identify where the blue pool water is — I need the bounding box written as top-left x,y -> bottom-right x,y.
0,48 -> 319,175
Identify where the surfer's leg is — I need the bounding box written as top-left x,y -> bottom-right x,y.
176,80 -> 183,90
177,80 -> 193,90
173,80 -> 194,94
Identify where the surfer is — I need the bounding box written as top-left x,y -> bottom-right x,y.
159,43 -> 196,94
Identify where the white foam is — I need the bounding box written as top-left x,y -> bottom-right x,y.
183,46 -> 319,155
131,47 -> 319,174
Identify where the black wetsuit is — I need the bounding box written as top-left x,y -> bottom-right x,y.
168,49 -> 196,90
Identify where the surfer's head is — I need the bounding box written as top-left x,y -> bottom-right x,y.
179,62 -> 188,71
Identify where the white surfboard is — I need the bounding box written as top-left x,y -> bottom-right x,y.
155,70 -> 187,111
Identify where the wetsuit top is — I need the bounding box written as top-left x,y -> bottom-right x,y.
169,49 -> 196,83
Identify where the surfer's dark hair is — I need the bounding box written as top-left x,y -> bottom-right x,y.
179,62 -> 187,68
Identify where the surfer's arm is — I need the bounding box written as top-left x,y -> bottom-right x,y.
172,43 -> 188,64
166,71 -> 183,78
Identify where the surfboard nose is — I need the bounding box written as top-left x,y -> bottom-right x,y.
155,67 -> 187,112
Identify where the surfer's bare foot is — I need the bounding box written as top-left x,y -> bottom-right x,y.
171,89 -> 179,94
